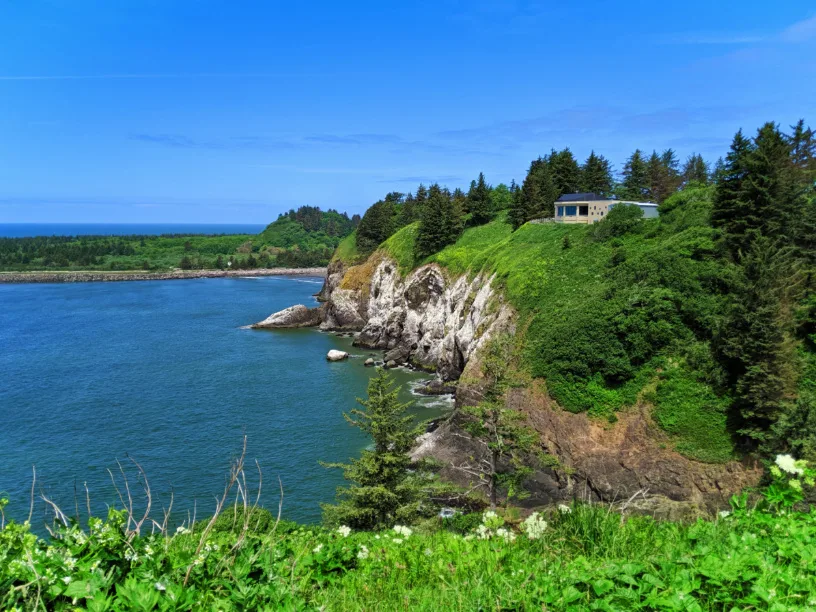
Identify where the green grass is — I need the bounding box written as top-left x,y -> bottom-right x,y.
4,501 -> 815,610
646,362 -> 736,463
332,231 -> 363,265
381,222 -> 419,273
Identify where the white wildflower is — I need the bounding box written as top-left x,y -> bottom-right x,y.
124,550 -> 138,562
718,510 -> 732,519
61,576 -> 71,585
154,582 -> 166,592
483,510 -> 498,521
476,524 -> 491,540
393,525 -> 413,537
313,544 -> 323,554
521,512 -> 548,540
357,545 -> 369,560
463,534 -> 475,541
424,548 -> 433,556
145,545 -> 154,556
558,504 -> 572,514
392,538 -> 403,545
496,528 -> 516,542
337,525 -> 352,538
775,454 -> 804,475
375,535 -> 380,540
175,526 -> 190,535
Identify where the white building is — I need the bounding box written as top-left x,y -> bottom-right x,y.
553,193 -> 659,224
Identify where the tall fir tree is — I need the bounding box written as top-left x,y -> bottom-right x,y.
788,119 -> 816,188
681,154 -> 710,186
738,122 -> 800,250
712,129 -> 755,259
467,172 -> 493,226
321,369 -> 433,529
620,149 -> 649,201
548,148 -> 581,197
356,199 -> 397,253
579,151 -> 613,196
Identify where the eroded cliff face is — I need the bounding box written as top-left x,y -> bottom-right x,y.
354,260 -> 514,380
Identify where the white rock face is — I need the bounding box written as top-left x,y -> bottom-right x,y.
326,350 -> 349,361
320,288 -> 366,330
354,260 -> 513,380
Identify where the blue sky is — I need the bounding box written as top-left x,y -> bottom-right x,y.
1,1 -> 815,223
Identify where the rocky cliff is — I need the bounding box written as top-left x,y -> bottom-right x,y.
254,253 -> 761,513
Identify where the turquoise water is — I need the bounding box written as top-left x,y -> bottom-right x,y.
0,277 -> 451,528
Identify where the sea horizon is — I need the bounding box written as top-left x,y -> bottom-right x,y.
0,222 -> 268,238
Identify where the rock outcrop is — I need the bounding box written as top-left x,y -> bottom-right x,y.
354,261 -> 514,380
412,384 -> 763,511
251,304 -> 323,329
326,350 -> 349,361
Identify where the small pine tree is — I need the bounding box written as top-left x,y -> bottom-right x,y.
467,172 -> 493,226
415,184 -> 463,258
712,129 -> 754,259
321,369 -> 432,529
510,157 -> 557,229
454,336 -> 537,508
681,154 -> 710,186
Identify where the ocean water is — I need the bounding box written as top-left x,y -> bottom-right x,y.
0,223 -> 267,238
0,277 -> 452,529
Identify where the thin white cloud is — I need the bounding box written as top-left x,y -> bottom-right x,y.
779,14 -> 816,43
667,13 -> 816,46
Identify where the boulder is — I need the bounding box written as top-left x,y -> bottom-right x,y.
417,379 -> 456,396
251,304 -> 322,329
364,358 -> 375,367
326,350 -> 349,362
385,360 -> 397,369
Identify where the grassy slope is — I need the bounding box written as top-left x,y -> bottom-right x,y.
379,197 -> 735,463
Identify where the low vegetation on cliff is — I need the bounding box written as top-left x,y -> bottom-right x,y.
0,206 -> 358,272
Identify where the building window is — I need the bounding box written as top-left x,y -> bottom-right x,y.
557,206 -> 564,216
565,206 -> 577,216
579,205 -> 588,216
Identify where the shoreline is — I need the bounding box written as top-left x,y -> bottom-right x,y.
0,267 -> 327,284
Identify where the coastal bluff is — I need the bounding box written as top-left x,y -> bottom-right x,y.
0,267 -> 327,284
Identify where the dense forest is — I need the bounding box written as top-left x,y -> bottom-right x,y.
346,119 -> 816,462
0,206 -> 359,271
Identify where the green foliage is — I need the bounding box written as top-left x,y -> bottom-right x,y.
381,223 -> 419,273
331,230 -> 363,265
579,150 -> 614,197
509,157 -> 557,229
321,369 -> 435,530
466,172 -> 493,226
548,148 -> 581,197
3,496 -> 816,611
488,183 -> 513,211
356,199 -> 401,254
591,202 -> 644,241
619,149 -> 650,201
414,184 -> 463,259
647,363 -> 735,462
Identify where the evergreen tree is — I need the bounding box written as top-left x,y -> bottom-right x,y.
645,149 -> 681,203
788,119 -> 816,188
510,157 -> 557,229
454,336 -> 537,508
321,369 -> 432,529
620,149 -> 649,201
356,200 -> 397,253
712,129 -> 754,258
579,151 -> 613,197
738,122 -> 800,250
714,240 -> 788,448
681,154 -> 710,186
401,193 -> 418,225
415,184 -> 463,258
548,148 -> 581,197
661,148 -> 682,193
467,172 -> 493,226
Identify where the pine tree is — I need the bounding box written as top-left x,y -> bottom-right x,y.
788,119 -> 816,188
467,172 -> 493,226
661,148 -> 682,193
712,129 -> 754,259
738,122 -> 800,249
620,149 -> 649,201
579,151 -> 613,197
401,193 -> 418,224
321,369 -> 433,529
356,199 -> 397,253
510,157 -> 557,229
415,184 -> 462,257
489,183 -> 514,211
681,154 -> 710,186
548,148 -> 581,197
